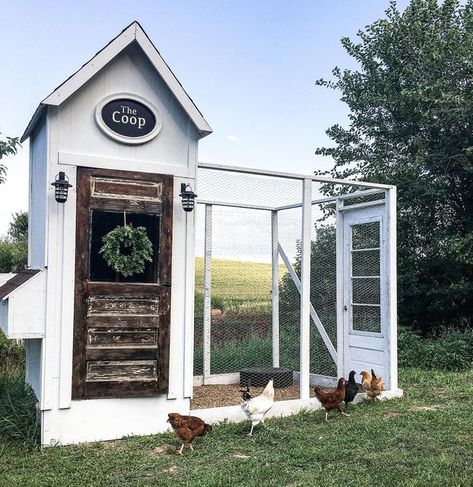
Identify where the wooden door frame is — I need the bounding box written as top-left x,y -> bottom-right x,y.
72,167 -> 173,399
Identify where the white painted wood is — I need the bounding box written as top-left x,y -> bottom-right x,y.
274,188 -> 385,211
41,396 -> 190,446
198,162 -> 394,189
41,106 -> 61,412
293,371 -> 338,387
25,339 -> 42,402
203,205 -> 212,384
336,198 -> 345,379
167,177 -> 191,399
197,200 -> 275,211
58,167 -> 77,409
193,373 -> 240,387
341,204 -> 391,387
299,178 -> 312,400
183,181 -> 197,399
278,244 -> 337,363
387,187 -> 398,390
338,199 -> 385,212
28,121 -> 48,268
0,271 -> 46,339
192,398 -> 323,426
50,45 -> 199,171
271,211 -> 280,367
58,152 -> 192,178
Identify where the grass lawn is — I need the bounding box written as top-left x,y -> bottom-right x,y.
1,367 -> 472,487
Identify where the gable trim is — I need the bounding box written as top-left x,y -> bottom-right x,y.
21,21 -> 212,142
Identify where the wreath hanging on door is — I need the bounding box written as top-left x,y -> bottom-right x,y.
99,218 -> 153,277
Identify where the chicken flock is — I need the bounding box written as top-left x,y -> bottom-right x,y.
168,369 -> 383,454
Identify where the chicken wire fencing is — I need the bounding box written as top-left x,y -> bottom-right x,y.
192,164 -> 391,408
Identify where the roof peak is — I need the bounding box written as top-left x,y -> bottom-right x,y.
21,22 -> 211,142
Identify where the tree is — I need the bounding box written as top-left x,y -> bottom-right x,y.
315,0 -> 473,332
0,132 -> 20,184
0,212 -> 28,273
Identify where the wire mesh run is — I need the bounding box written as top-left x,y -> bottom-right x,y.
192,165 -> 390,409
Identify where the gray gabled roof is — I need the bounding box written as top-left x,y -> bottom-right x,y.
0,269 -> 41,300
21,21 -> 212,142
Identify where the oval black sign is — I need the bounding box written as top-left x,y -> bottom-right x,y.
101,98 -> 157,138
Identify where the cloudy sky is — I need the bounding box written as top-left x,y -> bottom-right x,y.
0,0 -> 410,237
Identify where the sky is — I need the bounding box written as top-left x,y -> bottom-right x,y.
0,0 -> 411,237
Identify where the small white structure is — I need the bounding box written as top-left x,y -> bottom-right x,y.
0,22 -> 401,446
1,22 -> 209,445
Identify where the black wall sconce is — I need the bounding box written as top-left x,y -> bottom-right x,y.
179,183 -> 197,212
51,172 -> 72,203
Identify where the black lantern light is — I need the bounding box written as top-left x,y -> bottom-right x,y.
51,172 -> 73,203
179,183 -> 197,212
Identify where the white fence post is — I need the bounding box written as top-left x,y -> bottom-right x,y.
300,178 -> 312,399
271,210 -> 280,368
387,187 -> 398,391
203,204 -> 212,384
336,198 -> 345,380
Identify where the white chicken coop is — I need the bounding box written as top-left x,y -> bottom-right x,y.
0,22 -> 401,446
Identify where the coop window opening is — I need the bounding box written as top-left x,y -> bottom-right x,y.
89,210 -> 160,283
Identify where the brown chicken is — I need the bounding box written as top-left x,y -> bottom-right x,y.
167,413 -> 212,454
314,377 -> 349,421
360,369 -> 384,400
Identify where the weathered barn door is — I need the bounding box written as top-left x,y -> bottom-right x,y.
338,201 -> 391,387
72,168 -> 172,399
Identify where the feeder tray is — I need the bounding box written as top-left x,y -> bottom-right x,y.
239,367 -> 293,389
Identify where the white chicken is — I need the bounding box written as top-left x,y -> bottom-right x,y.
240,379 -> 275,436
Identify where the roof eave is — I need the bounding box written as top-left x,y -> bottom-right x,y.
20,105 -> 47,143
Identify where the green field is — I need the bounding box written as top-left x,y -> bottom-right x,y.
193,257 -> 335,377
1,368 -> 472,487
195,257 -> 287,311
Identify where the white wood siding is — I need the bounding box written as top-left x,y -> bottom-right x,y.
55,44 -> 198,176
28,121 -> 48,268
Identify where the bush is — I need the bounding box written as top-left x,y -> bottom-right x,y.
398,326 -> 473,371
0,373 -> 39,446
0,331 -> 25,377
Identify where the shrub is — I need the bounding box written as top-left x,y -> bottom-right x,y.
0,331 -> 25,377
398,326 -> 473,371
0,373 -> 39,446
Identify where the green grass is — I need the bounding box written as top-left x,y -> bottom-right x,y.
399,326 -> 473,371
195,257 -> 286,311
1,367 -> 472,487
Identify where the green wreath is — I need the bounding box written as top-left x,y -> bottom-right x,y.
99,225 -> 153,277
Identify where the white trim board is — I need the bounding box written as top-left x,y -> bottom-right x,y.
58,151 -> 193,178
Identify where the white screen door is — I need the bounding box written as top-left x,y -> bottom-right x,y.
338,202 -> 391,387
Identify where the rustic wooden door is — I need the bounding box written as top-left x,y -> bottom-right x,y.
72,168 -> 172,399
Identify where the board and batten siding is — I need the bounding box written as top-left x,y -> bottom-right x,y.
32,40 -> 200,445
28,119 -> 48,269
